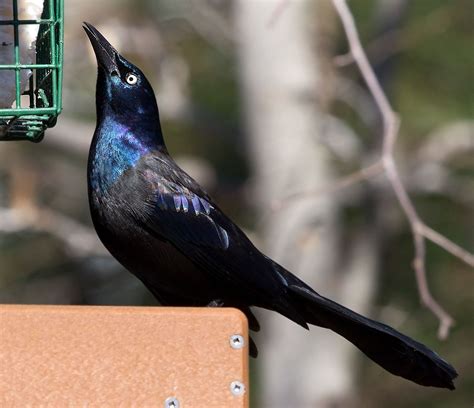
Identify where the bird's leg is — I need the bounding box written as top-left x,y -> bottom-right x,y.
248,336 -> 259,358
207,299 -> 225,307
240,306 -> 261,332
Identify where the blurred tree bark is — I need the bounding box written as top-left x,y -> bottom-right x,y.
235,1 -> 378,406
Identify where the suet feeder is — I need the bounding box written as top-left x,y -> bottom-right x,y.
0,0 -> 63,142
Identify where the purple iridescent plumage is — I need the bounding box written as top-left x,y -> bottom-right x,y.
90,119 -> 152,194
159,192 -> 213,216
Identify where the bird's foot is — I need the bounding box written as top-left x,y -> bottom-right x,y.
207,299 -> 225,307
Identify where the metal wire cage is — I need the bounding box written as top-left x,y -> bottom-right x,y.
0,0 -> 64,142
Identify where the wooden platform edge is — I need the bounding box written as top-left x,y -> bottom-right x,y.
0,305 -> 250,407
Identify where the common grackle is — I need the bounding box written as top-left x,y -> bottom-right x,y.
83,22 -> 457,389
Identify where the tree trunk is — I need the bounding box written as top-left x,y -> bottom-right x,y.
235,1 -> 378,406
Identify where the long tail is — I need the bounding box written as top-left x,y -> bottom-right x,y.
275,266 -> 458,390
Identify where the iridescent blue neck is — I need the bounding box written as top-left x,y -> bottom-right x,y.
89,114 -> 159,195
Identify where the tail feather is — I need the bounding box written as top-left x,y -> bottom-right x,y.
287,283 -> 458,389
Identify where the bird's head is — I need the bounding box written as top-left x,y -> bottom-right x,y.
83,22 -> 161,133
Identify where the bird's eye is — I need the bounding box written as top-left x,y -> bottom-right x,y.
125,73 -> 138,85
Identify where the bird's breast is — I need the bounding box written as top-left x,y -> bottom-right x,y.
89,193 -> 217,304
88,122 -> 151,195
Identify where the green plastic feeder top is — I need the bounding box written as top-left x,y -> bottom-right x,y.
0,0 -> 64,142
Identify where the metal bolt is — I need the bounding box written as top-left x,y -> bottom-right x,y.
230,380 -> 245,396
230,334 -> 245,350
164,397 -> 180,408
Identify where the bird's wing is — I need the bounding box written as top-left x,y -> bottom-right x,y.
145,179 -> 231,251
128,154 -> 285,302
134,154 -> 231,249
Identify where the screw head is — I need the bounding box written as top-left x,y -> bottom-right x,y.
164,397 -> 180,408
230,334 -> 245,350
230,380 -> 245,396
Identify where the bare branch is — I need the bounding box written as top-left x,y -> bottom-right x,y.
267,0 -> 290,28
420,225 -> 474,268
332,0 -> 398,151
334,5 -> 451,68
331,0 -> 474,338
411,225 -> 454,340
272,161 -> 384,211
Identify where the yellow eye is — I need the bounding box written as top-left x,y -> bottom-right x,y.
125,73 -> 138,85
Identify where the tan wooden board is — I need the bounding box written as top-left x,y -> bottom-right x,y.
0,305 -> 249,407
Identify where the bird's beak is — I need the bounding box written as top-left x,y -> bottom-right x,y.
83,22 -> 120,75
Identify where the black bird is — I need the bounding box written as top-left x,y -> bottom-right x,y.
83,22 -> 457,390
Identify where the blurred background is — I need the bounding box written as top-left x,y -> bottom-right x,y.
0,0 -> 472,406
